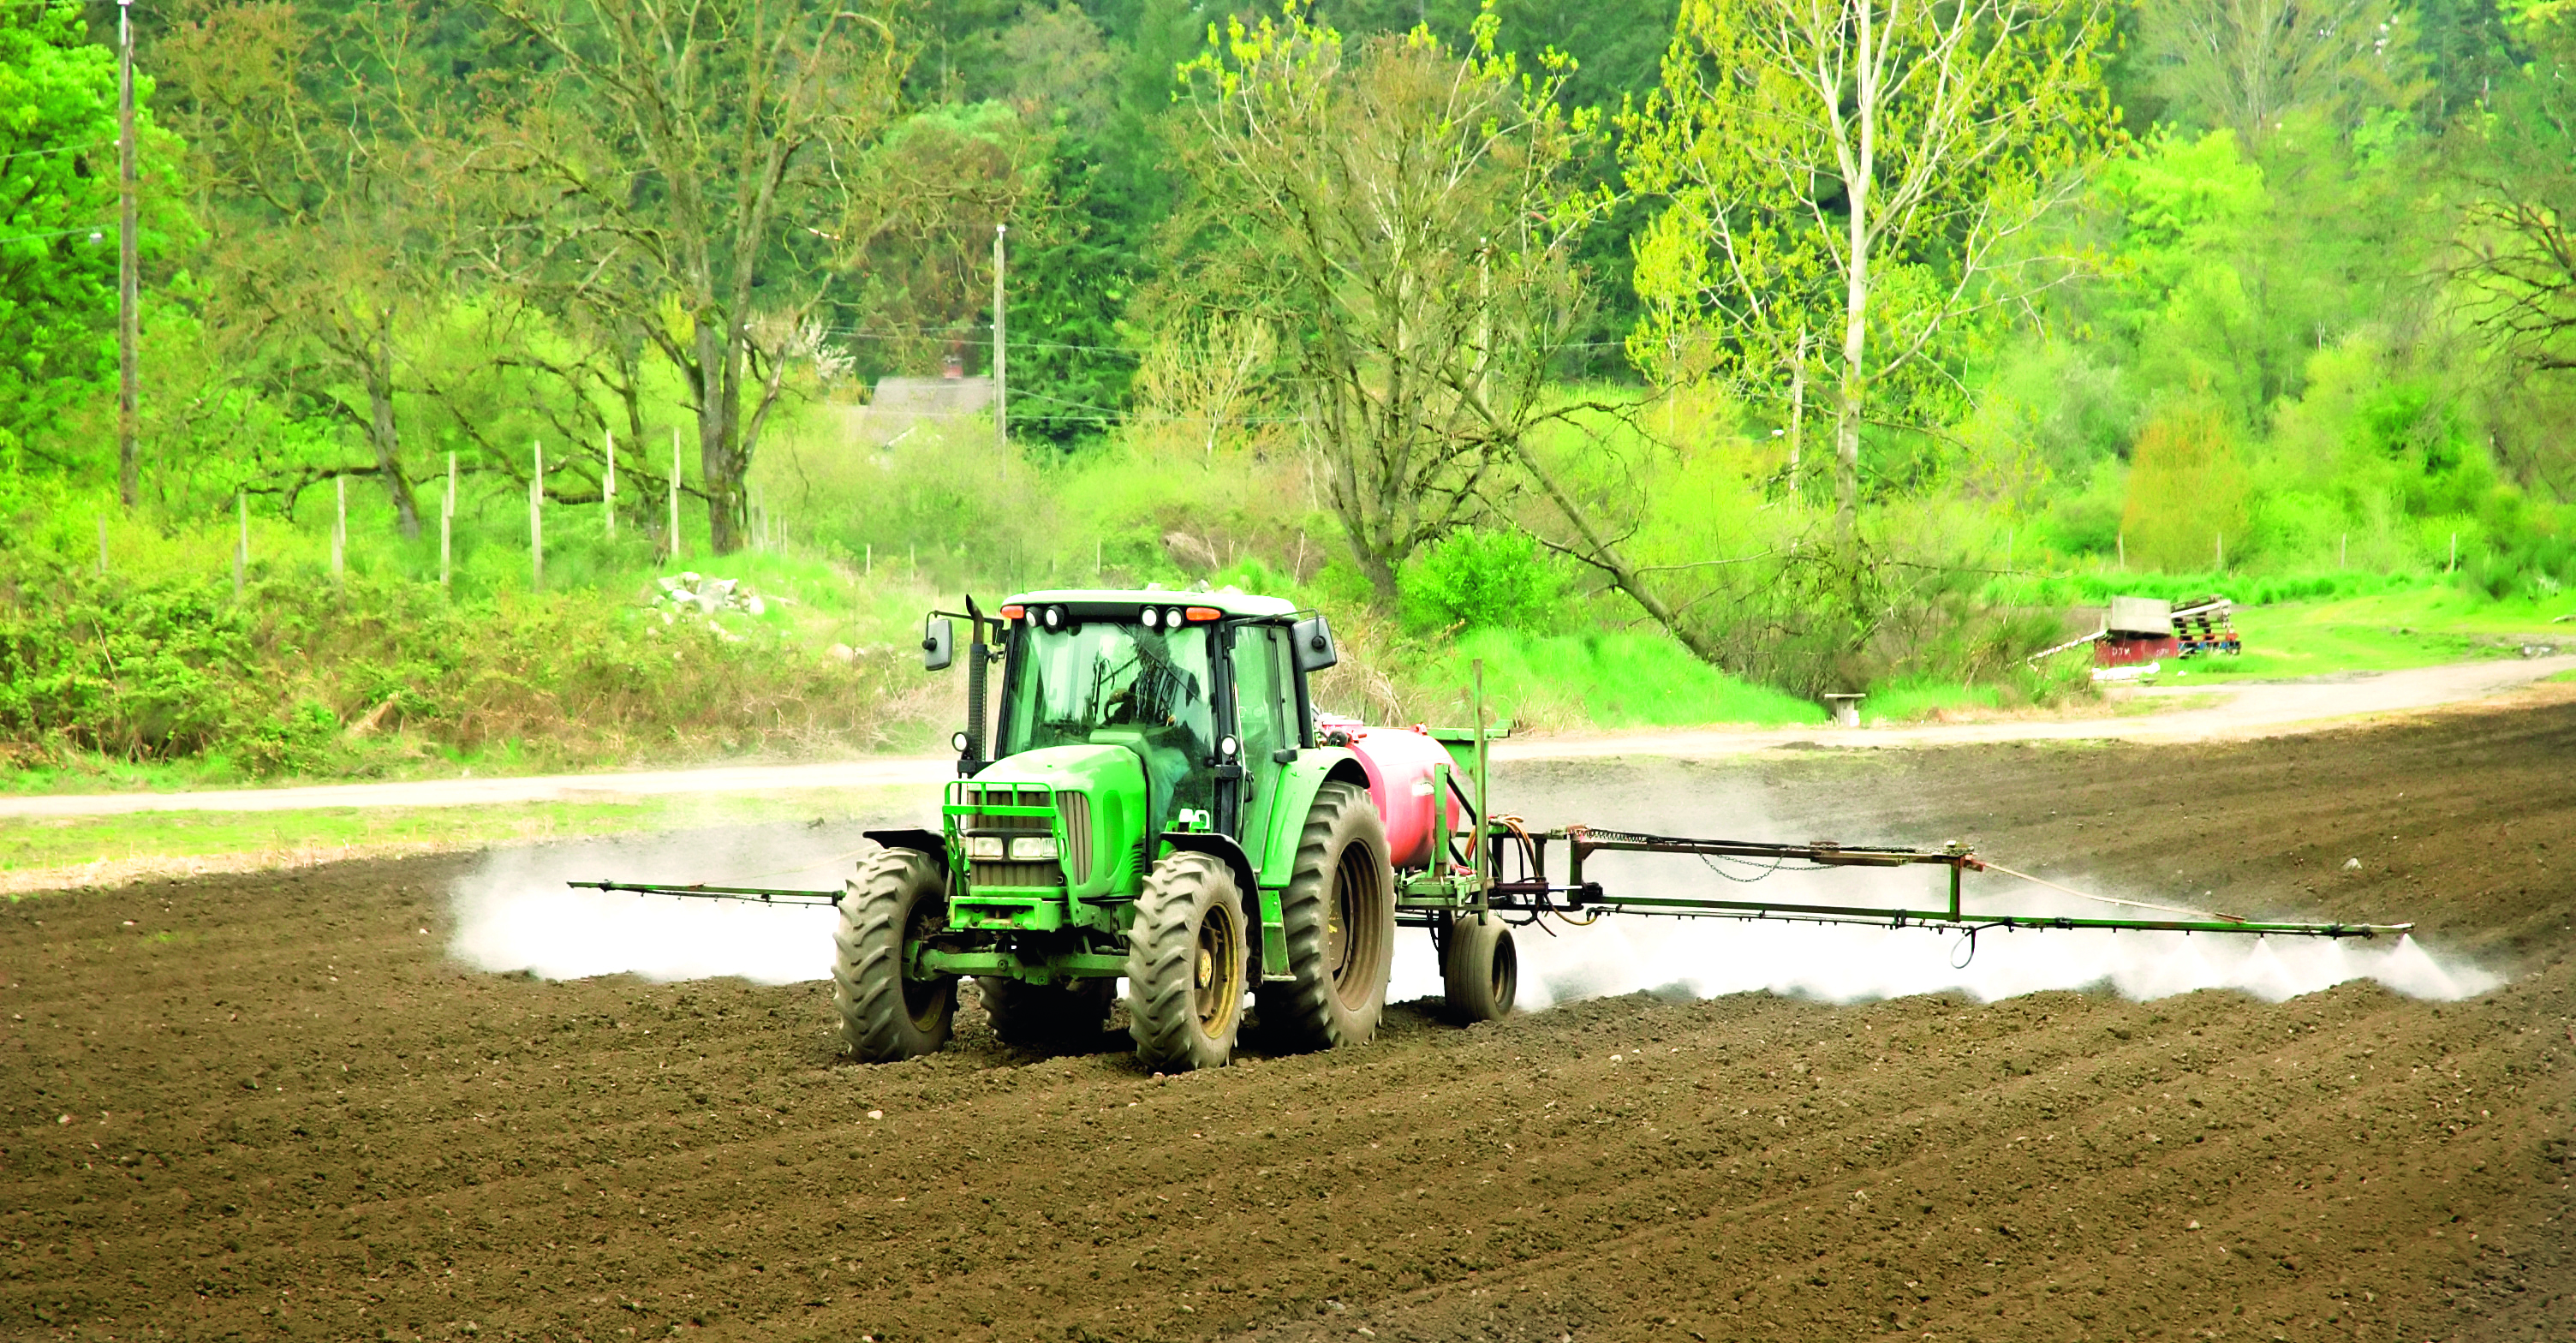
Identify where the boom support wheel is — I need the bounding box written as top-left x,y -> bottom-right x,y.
1439,914 -> 1518,1024
1256,780 -> 1396,1052
832,846 -> 956,1061
1126,851 -> 1249,1071
981,976 -> 1115,1050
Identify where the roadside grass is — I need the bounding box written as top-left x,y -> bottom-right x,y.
1416,629 -> 1828,731
0,785 -> 926,898
2190,586 -> 2574,680
1861,678 -> 2007,724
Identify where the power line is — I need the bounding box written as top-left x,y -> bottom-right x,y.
0,138 -> 120,161
0,222 -> 114,248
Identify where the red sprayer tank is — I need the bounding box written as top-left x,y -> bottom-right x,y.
1317,713 -> 1466,868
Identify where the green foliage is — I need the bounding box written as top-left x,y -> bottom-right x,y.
0,0 -> 188,482
1621,0 -> 2117,433
1404,529 -> 1561,633
1426,627 -> 1827,729
2120,399 -> 2249,570
0,540 -> 938,779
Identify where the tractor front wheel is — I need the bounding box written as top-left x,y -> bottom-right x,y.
981,976 -> 1115,1050
1256,780 -> 1396,1052
1125,851 -> 1249,1071
832,846 -> 956,1062
1440,914 -> 1518,1024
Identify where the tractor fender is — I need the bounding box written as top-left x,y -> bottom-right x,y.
863,828 -> 947,867
1254,749 -> 1371,888
1159,832 -> 1258,904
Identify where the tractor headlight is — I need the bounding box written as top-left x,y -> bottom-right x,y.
966,835 -> 1006,860
1008,835 -> 1059,862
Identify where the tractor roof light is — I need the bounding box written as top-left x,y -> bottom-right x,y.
1042,605 -> 1064,630
1139,606 -> 1160,629
1165,606 -> 1184,628
1184,606 -> 1222,623
1000,604 -> 1025,621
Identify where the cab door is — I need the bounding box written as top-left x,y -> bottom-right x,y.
1226,623 -> 1292,859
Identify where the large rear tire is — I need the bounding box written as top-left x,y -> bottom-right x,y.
1440,914 -> 1518,1024
1255,780 -> 1396,1052
1125,851 -> 1249,1071
832,846 -> 956,1061
981,976 -> 1115,1050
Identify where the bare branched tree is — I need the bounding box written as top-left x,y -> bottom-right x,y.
2447,16 -> 2576,376
1172,5 -> 1608,609
477,0 -> 908,554
159,0 -> 450,537
1625,0 -> 2119,536
2138,0 -> 2426,152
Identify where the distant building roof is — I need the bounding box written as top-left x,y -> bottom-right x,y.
831,376 -> 995,449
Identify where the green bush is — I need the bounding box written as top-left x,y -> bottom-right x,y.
1404,528 -> 1560,634
0,546 -> 939,781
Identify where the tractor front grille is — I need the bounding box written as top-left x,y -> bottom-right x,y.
1057,791 -> 1093,883
958,784 -> 1092,888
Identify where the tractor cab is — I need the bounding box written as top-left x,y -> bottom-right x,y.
926,590 -> 1333,853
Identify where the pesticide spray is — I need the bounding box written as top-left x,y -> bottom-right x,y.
450,773 -> 2495,1010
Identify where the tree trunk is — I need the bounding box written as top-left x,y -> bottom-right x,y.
1836,5 -> 1878,539
366,314 -> 422,540
695,322 -> 746,555
1508,438 -> 1729,667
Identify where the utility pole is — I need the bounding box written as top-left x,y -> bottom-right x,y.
993,224 -> 1007,461
116,0 -> 139,507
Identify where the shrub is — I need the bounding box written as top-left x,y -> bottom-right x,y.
1404,529 -> 1559,633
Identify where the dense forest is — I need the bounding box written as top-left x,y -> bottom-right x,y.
3,0 -> 2573,774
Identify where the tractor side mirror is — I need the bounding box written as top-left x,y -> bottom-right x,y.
921,617 -> 955,671
1291,615 -> 1338,673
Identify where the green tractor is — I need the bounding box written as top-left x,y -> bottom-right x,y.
835,588 -> 1516,1071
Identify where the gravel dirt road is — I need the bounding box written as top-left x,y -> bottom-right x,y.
3,701 -> 2570,1342
4,654 -> 2568,819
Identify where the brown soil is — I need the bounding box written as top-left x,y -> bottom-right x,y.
4,705 -> 2570,1343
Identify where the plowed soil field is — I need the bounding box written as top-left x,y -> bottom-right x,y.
5,702 -> 2571,1343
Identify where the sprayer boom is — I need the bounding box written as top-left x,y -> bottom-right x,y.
1465,826 -> 2410,940
564,880 -> 841,905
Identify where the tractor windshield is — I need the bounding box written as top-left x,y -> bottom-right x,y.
1002,621 -> 1218,823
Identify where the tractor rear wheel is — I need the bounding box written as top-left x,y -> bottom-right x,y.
1125,851 -> 1249,1071
1440,914 -> 1518,1024
981,976 -> 1115,1050
832,846 -> 956,1062
1256,780 -> 1395,1052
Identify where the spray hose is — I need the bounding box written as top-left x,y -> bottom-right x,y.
1977,861 -> 2247,925
1490,814 -> 1601,927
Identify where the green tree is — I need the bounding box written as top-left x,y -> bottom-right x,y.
0,0 -> 181,491
1624,0 -> 2119,534
2120,397 -> 2248,568
1172,2 -> 1608,608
